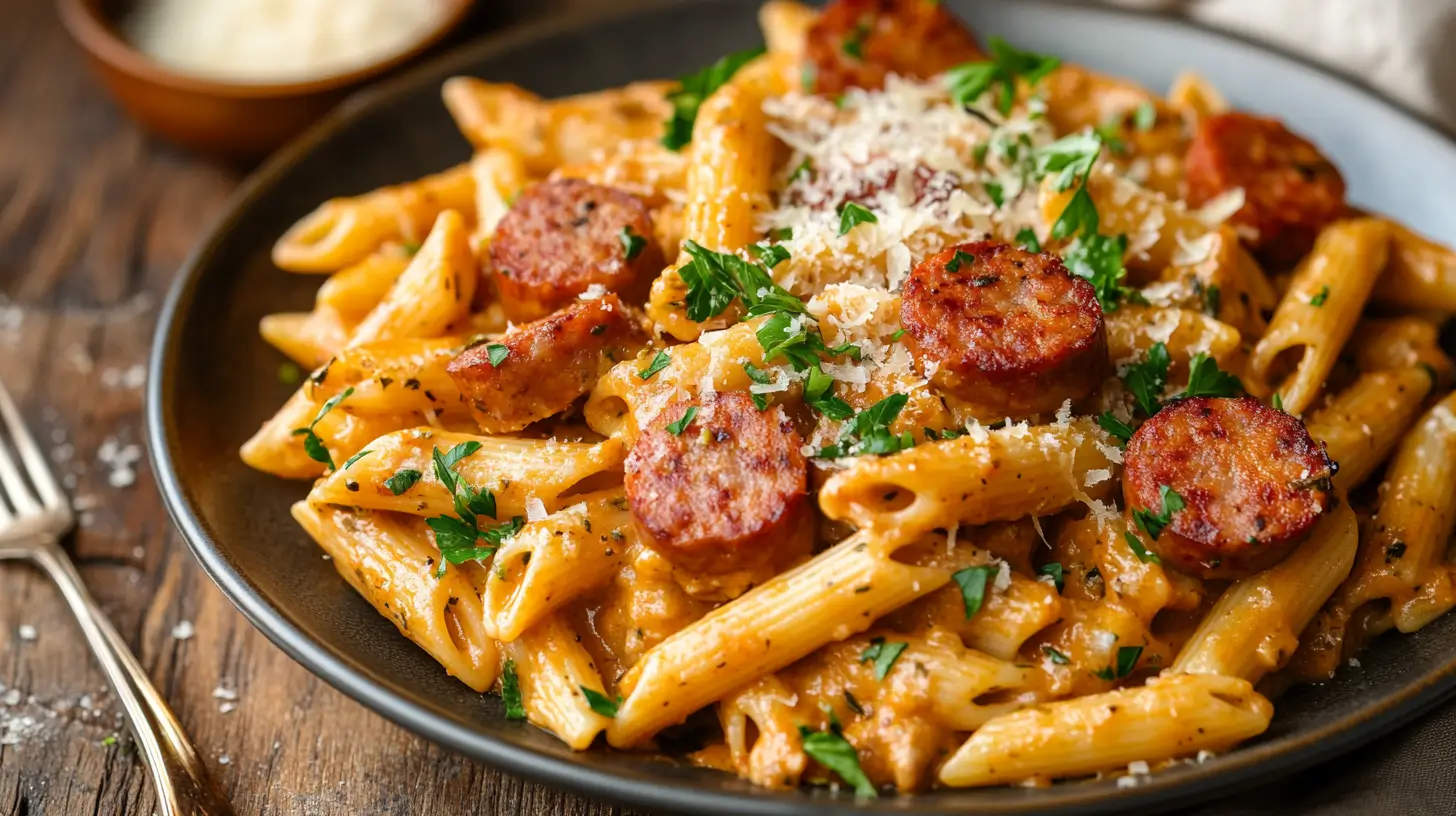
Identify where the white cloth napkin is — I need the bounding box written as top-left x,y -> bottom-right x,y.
1102,0 -> 1456,131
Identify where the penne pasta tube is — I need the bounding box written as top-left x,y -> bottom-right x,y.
606,528 -> 948,747
1172,499 -> 1357,682
243,211 -> 478,478
1247,218 -> 1390,413
307,336 -> 470,419
1350,317 -> 1455,386
1039,171 -> 1212,279
503,614 -> 614,750
937,673 -> 1272,787
310,429 -> 624,519
1168,71 -> 1230,122
719,676 -> 807,789
272,163 -> 475,272
649,55 -> 792,341
1304,368 -> 1432,491
259,310 -> 349,369
818,418 -> 1118,536
759,1 -> 817,60
550,139 -> 688,210
1104,304 -> 1242,372
296,501 -> 499,691
1371,220 -> 1456,313
469,147 -> 531,254
313,249 -> 412,322
483,490 -> 634,642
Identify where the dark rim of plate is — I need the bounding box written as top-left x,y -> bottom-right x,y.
144,1 -> 1456,813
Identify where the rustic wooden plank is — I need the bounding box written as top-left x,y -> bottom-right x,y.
0,1 -> 644,813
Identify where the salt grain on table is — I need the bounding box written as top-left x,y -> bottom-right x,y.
98,437 -> 142,488
171,620 -> 195,640
17,625 -> 36,641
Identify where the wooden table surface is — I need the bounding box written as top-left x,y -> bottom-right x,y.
0,1 -> 647,814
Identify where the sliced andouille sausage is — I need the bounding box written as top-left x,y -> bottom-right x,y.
900,240 -> 1109,418
805,0 -> 986,95
448,294 -> 648,433
1123,396 -> 1336,579
1185,112 -> 1347,269
624,392 -> 808,575
488,178 -> 663,322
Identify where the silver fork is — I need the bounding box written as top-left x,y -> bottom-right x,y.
0,379 -> 234,816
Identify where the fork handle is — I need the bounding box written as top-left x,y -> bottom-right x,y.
29,538 -> 236,816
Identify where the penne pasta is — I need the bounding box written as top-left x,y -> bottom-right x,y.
503,614 -> 614,749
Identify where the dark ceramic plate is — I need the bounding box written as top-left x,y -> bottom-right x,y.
146,1 -> 1456,813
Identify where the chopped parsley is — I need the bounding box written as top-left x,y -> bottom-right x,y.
661,47 -> 766,151
843,691 -> 866,716
1272,392 -> 1285,412
1122,342 -> 1171,417
291,386 -> 354,470
798,724 -> 876,797
951,564 -> 996,619
859,637 -> 908,681
788,157 -> 813,184
945,36 -> 1061,115
619,226 -> 647,261
1133,101 -> 1158,131
944,249 -> 976,273
384,468 -> 422,496
841,21 -> 869,59
1175,353 -> 1244,400
501,659 -> 525,720
666,405 -> 698,435
1031,133 -> 1102,193
802,365 -> 855,421
837,202 -> 878,236
817,393 -> 913,458
1015,228 -> 1042,253
1042,645 -> 1071,665
638,350 -> 671,380
1064,232 -> 1142,312
580,686 -> 622,718
984,180 -> 1005,208
1097,412 -> 1133,446
1123,530 -> 1161,565
278,361 -> 303,386
1132,485 -> 1185,542
1038,562 -> 1065,592
889,327 -> 907,342
485,344 -> 509,367
1309,285 -> 1330,307
1202,283 -> 1222,316
342,449 -> 373,470
678,239 -> 805,322
749,241 -> 791,269
1094,645 -> 1144,680
425,441 -> 522,576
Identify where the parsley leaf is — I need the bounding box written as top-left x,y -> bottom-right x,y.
486,344 -> 509,367
426,442 -> 522,575
501,659 -> 525,720
1132,485 -> 1185,541
278,361 -> 302,386
291,386 -> 354,470
1203,283 -> 1222,316
1064,232 -> 1139,312
661,47 -> 765,151
1272,392 -> 1285,412
944,249 -> 976,273
638,350 -> 670,380
1175,353 -> 1244,400
1051,184 -> 1099,241
580,686 -> 622,718
343,449 -> 373,470
841,21 -> 869,59
1122,342 -> 1171,417
1031,133 -> 1102,192
859,637 -> 909,681
678,240 -> 806,322
749,242 -> 790,269
951,564 -> 996,619
1097,412 -> 1133,446
666,405 -> 698,435
619,226 -> 647,261
1015,228 -> 1042,253
1133,101 -> 1157,131
945,36 -> 1060,115
837,202 -> 878,236
1038,562 -> 1065,592
1123,530 -> 1162,564
1309,285 -> 1330,307
1096,645 -> 1145,680
798,726 -> 877,797
803,365 -> 855,421
817,393 -> 912,458
1042,645 -> 1071,665
384,468 -> 422,496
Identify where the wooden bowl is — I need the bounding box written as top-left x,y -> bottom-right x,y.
58,0 -> 476,161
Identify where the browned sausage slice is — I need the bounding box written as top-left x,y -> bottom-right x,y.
1185,112 -> 1347,269
624,392 -> 808,574
1123,396 -> 1336,579
489,178 -> 663,322
448,294 -> 648,433
900,240 -> 1109,418
805,0 -> 986,95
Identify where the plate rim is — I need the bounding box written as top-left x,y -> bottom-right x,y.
144,1 -> 1456,813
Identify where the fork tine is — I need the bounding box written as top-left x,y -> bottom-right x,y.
0,378 -> 62,511
0,433 -> 39,515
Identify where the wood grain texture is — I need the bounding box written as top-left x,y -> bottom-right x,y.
0,1 -> 641,814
